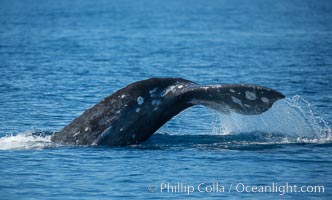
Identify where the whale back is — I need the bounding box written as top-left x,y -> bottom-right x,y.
51,78 -> 284,146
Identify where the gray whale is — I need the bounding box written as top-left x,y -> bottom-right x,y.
51,78 -> 284,146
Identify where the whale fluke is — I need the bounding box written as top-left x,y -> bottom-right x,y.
182,84 -> 284,115
51,78 -> 284,146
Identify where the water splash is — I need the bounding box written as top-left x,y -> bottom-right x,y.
0,130 -> 56,150
216,95 -> 332,143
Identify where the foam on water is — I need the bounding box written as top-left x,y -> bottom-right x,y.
0,131 -> 55,150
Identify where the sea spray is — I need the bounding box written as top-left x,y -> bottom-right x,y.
216,95 -> 332,143
0,130 -> 55,150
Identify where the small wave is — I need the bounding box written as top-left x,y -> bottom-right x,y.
0,131 -> 56,150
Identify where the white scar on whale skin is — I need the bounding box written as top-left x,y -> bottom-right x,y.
149,88 -> 161,98
261,97 -> 270,103
137,96 -> 144,105
244,104 -> 251,108
97,126 -> 113,140
149,88 -> 158,94
231,96 -> 246,109
245,91 -> 257,101
161,85 -> 177,97
151,99 -> 161,106
73,131 -> 81,137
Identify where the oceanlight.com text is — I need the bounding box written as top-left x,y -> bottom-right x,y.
147,182 -> 325,196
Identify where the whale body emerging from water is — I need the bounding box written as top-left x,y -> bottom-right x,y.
51,78 -> 285,146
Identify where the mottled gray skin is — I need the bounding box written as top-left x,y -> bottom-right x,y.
51,78 -> 284,146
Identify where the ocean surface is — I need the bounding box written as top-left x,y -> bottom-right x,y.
1,0 -> 332,199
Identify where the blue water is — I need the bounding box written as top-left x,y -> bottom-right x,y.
1,0 -> 332,199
